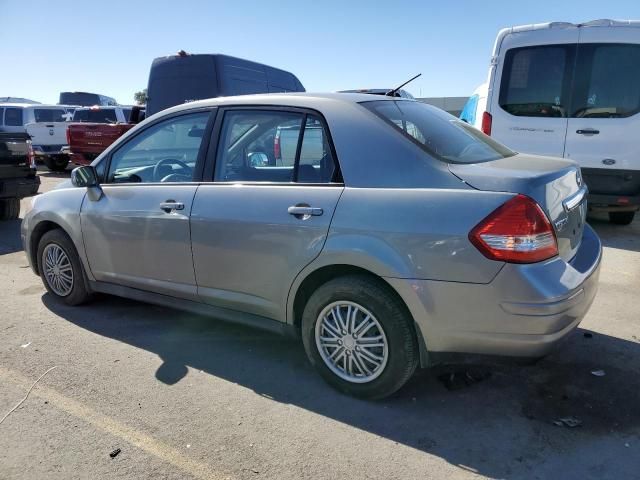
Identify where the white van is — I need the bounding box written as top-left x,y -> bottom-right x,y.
465,19 -> 640,224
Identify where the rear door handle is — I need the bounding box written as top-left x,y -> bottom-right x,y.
576,128 -> 600,135
160,201 -> 185,213
288,205 -> 323,218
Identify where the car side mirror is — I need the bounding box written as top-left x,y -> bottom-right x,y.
71,166 -> 99,188
248,152 -> 269,167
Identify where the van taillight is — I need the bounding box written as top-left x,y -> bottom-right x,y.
469,195 -> 558,264
481,111 -> 492,136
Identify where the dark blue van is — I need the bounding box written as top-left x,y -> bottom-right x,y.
146,52 -> 305,116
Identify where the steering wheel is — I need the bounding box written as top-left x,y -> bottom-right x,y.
152,158 -> 192,182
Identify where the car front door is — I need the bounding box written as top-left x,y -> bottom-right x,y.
190,109 -> 343,321
80,110 -> 213,300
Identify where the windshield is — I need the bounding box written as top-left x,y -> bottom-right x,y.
72,109 -> 118,123
362,100 -> 515,164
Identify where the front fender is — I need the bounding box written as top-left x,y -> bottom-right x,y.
24,187 -> 93,280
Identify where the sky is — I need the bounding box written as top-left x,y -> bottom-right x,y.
2,0 -> 639,105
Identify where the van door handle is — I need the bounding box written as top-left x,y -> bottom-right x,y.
576,129 -> 600,135
288,205 -> 323,218
160,201 -> 185,213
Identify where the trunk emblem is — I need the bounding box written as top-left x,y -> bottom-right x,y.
49,128 -> 54,136
602,158 -> 616,166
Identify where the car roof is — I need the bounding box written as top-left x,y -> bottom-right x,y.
0,103 -> 66,109
156,92 -> 408,117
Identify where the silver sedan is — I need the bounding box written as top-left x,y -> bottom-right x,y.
22,93 -> 601,398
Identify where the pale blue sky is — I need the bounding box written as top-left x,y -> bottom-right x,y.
2,0 -> 638,104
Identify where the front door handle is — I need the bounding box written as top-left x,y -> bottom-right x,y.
288,205 -> 323,219
160,200 -> 185,213
576,128 -> 600,135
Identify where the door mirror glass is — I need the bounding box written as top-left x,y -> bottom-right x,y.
71,166 -> 99,188
248,152 -> 269,167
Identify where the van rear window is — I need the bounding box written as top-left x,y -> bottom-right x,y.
363,100 -> 515,164
34,109 -> 67,123
499,45 -> 572,118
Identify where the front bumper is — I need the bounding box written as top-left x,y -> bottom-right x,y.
0,175 -> 40,199
387,224 -> 602,359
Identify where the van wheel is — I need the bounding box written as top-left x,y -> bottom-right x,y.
301,275 -> 418,399
44,156 -> 69,172
609,211 -> 635,225
0,198 -> 20,220
37,229 -> 91,305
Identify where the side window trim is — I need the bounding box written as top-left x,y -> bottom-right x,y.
204,105 -> 343,185
100,108 -> 216,185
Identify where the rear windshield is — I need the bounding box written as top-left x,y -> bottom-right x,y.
34,108 -> 67,123
72,109 -> 118,123
363,100 -> 515,164
59,92 -> 100,106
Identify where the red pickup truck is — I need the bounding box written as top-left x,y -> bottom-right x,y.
66,106 -> 139,165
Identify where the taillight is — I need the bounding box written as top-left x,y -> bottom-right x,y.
469,194 -> 558,264
481,111 -> 492,136
274,132 -> 281,160
27,140 -> 36,169
66,126 -> 71,145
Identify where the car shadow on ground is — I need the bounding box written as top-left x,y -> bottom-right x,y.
0,219 -> 23,255
588,213 -> 640,253
42,293 -> 640,479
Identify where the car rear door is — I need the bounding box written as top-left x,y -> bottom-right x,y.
80,109 -> 213,300
563,27 -> 640,198
489,28 -> 579,156
190,108 -> 343,322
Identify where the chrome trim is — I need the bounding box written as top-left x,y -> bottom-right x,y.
563,187 -> 587,212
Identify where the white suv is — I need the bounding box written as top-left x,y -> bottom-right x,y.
465,19 -> 640,224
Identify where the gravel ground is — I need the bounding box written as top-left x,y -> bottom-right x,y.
0,167 -> 638,480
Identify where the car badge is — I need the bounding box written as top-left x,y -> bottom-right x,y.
555,217 -> 568,232
49,128 -> 54,136
602,158 -> 616,166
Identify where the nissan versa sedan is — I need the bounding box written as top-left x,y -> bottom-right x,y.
22,93 -> 602,399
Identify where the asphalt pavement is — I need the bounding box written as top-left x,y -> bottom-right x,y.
0,168 -> 639,479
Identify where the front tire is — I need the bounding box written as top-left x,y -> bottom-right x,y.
44,155 -> 69,172
301,275 -> 418,399
37,229 -> 91,305
0,198 -> 20,220
609,211 -> 635,225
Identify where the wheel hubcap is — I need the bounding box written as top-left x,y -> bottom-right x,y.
43,244 -> 73,296
315,301 -> 389,383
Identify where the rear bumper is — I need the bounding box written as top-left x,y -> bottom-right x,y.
0,175 -> 40,199
69,152 -> 98,165
387,224 -> 602,359
33,145 -> 68,157
583,168 -> 640,211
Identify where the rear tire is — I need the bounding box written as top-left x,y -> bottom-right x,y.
609,211 -> 635,225
37,229 -> 91,306
0,198 -> 20,220
301,275 -> 418,399
44,156 -> 69,172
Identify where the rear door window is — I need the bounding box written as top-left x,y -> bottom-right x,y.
4,108 -> 24,126
499,45 -> 574,117
570,43 -> 640,118
0,108 -> 4,125
34,109 -> 67,122
214,110 -> 338,183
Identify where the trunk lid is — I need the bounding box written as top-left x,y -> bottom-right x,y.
449,153 -> 587,262
68,123 -> 134,154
